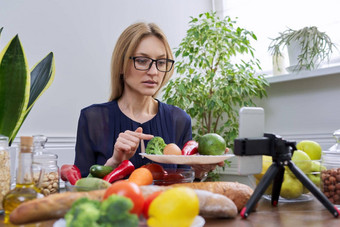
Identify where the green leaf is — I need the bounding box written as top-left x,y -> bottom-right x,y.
10,52 -> 55,143
0,35 -> 30,141
27,52 -> 55,108
0,27 -> 3,38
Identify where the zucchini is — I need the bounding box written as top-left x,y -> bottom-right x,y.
90,165 -> 113,178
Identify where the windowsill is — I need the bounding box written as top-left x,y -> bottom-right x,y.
264,64 -> 340,84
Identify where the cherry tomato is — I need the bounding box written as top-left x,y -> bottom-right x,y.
141,163 -> 167,180
103,180 -> 144,215
142,191 -> 163,219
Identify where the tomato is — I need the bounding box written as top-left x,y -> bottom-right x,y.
141,163 -> 167,180
142,191 -> 163,219
163,172 -> 184,182
103,180 -> 144,215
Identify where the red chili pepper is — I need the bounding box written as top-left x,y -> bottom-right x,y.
181,140 -> 199,155
61,164 -> 81,185
103,160 -> 135,183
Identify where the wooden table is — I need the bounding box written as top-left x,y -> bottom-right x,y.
1,196 -> 340,226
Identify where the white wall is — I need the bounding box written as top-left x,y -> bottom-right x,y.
255,73 -> 340,150
0,0 -> 212,138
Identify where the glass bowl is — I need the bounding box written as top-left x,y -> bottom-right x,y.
256,158 -> 321,203
153,168 -> 195,186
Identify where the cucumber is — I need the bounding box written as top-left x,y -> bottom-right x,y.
75,178 -> 111,191
90,165 -> 113,178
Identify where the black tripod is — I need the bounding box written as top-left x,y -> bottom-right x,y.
234,133 -> 340,218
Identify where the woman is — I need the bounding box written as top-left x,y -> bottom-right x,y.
74,22 -> 222,179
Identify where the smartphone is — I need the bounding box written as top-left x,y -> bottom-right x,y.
236,107 -> 264,175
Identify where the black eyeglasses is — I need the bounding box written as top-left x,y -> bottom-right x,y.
129,56 -> 175,72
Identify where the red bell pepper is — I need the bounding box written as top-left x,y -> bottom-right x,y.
61,164 -> 81,185
181,140 -> 199,155
103,160 -> 135,183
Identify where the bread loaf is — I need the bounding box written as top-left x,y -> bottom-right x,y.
171,182 -> 254,212
194,189 -> 237,218
9,189 -> 105,225
140,185 -> 238,218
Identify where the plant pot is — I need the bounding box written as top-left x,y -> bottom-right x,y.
286,39 -> 319,72
272,53 -> 287,75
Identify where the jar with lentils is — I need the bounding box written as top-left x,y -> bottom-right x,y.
321,129 -> 340,206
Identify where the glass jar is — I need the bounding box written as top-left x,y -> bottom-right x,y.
0,135 -> 10,210
33,153 -> 59,196
321,129 -> 340,206
32,135 -> 60,196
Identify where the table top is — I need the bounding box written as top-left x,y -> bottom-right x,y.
1,196 -> 340,227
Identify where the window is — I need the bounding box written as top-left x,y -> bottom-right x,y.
219,0 -> 340,75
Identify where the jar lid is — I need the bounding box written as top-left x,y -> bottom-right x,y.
0,134 -> 8,147
33,152 -> 58,162
328,129 -> 340,152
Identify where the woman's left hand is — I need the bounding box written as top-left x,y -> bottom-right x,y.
190,147 -> 229,180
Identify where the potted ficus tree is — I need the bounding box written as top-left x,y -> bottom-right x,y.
268,26 -> 336,72
162,12 -> 268,150
0,27 -> 56,145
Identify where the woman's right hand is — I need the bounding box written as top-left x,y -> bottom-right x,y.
105,127 -> 153,168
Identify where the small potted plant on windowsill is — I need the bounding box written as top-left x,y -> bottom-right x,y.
268,26 -> 337,73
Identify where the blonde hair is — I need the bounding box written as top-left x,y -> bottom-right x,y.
109,22 -> 174,101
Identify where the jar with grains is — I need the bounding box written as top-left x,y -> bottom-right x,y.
321,129 -> 340,207
0,135 -> 10,210
32,135 -> 60,196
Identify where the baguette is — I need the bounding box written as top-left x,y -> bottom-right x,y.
171,182 -> 254,212
9,189 -> 106,225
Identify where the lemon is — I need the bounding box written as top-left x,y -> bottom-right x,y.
147,187 -> 199,227
198,133 -> 226,155
254,155 -> 272,181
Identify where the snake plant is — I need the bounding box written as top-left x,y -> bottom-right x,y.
0,27 -> 55,145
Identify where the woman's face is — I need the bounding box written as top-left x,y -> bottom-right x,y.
124,35 -> 167,97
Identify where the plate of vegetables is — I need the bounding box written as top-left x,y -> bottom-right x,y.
140,135 -> 234,165
139,153 -> 234,165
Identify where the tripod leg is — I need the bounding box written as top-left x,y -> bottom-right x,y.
241,162 -> 280,218
287,161 -> 339,218
271,164 -> 285,206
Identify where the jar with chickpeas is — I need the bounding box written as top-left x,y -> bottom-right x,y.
32,135 -> 60,196
321,129 -> 340,207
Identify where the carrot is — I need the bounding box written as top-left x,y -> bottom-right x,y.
128,167 -> 153,186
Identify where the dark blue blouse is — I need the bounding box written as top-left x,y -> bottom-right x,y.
74,99 -> 192,177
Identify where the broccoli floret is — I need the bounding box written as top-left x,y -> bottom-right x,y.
98,195 -> 139,227
145,136 -> 166,155
65,197 -> 101,227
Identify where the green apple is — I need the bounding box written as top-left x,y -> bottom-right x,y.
291,150 -> 312,174
280,173 -> 303,199
296,140 -> 322,160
